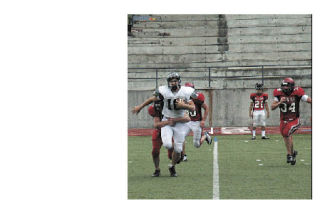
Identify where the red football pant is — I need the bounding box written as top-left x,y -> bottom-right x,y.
280,118 -> 301,137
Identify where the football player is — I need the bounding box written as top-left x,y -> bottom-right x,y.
132,72 -> 196,177
271,77 -> 311,165
147,100 -> 190,177
249,83 -> 270,140
182,82 -> 212,161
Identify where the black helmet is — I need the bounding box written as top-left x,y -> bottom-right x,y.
167,72 -> 181,90
255,83 -> 264,90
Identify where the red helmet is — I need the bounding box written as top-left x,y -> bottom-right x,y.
185,82 -> 195,88
281,77 -> 295,95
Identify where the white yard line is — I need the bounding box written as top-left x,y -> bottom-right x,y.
213,138 -> 220,200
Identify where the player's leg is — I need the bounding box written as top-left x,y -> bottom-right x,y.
260,111 -> 269,139
151,138 -> 162,176
252,111 -> 257,140
168,122 -> 189,177
161,124 -> 174,150
191,121 -> 202,148
281,120 -> 299,165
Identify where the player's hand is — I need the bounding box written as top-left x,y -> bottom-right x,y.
279,97 -> 286,104
200,120 -> 205,128
131,106 -> 141,114
175,99 -> 185,109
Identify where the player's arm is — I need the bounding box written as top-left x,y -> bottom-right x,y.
249,102 -> 253,118
170,111 -> 191,123
201,102 -> 209,128
271,97 -> 285,110
176,99 -> 195,111
301,94 -> 312,104
265,102 -> 270,118
153,116 -> 171,128
132,96 -> 159,114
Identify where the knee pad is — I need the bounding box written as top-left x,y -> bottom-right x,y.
174,142 -> 183,153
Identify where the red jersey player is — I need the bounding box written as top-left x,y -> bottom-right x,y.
249,83 -> 270,140
182,82 -> 212,161
271,77 -> 311,165
148,100 -> 190,177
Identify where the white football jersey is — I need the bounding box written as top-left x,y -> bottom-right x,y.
157,85 -> 195,118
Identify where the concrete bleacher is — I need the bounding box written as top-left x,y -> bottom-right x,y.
128,14 -> 312,128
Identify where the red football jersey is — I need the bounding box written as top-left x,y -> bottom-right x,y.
250,93 -> 268,110
189,92 -> 205,121
273,86 -> 305,121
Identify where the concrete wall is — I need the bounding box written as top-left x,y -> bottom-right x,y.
128,14 -> 312,127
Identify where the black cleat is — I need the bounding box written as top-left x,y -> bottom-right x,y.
182,154 -> 188,162
205,132 -> 212,144
291,150 -> 298,165
152,169 -> 160,177
168,165 -> 177,177
261,136 -> 270,139
252,136 -> 256,140
287,154 -> 293,163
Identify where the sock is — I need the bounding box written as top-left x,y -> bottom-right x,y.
252,130 -> 256,137
262,130 -> 265,137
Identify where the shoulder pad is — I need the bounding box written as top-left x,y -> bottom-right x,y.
153,88 -> 164,100
293,87 -> 305,96
263,93 -> 268,99
197,92 -> 205,102
273,88 -> 282,96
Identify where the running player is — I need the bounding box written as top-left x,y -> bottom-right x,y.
271,77 -> 312,165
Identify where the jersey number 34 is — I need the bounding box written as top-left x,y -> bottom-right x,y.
280,102 -> 296,113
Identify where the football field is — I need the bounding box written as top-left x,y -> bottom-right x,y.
128,134 -> 311,199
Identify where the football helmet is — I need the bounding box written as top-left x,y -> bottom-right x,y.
167,72 -> 181,90
255,83 -> 264,90
281,77 -> 295,95
185,82 -> 195,88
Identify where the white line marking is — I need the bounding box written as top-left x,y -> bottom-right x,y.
213,138 -> 220,200
256,159 -> 261,162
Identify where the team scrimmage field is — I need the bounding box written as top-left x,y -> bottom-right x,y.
128,131 -> 311,199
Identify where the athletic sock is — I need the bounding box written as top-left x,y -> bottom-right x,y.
252,130 -> 256,137
262,130 -> 266,137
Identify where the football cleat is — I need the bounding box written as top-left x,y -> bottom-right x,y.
205,131 -> 212,144
287,154 -> 293,163
291,150 -> 298,165
261,136 -> 270,139
183,154 -> 188,162
168,165 -> 177,177
251,136 -> 256,140
152,169 -> 160,177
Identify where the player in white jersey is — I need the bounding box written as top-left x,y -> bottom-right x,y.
132,72 -> 196,177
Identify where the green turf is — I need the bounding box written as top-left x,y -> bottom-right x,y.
128,136 -> 213,199
128,134 -> 311,199
218,134 -> 311,199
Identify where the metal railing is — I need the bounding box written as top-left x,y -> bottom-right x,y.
128,64 -> 311,88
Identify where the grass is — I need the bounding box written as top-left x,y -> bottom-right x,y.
128,136 -> 213,199
128,134 -> 311,199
